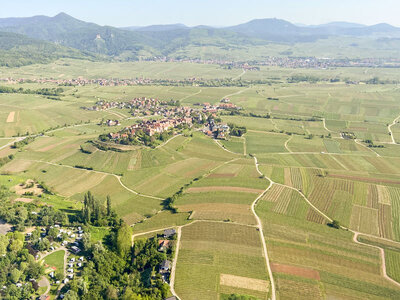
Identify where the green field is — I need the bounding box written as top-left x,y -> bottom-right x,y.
1,59 -> 400,299
43,250 -> 65,272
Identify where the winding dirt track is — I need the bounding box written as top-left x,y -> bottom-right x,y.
254,156 -> 400,289
388,114 -> 400,144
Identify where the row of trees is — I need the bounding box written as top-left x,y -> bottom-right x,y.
82,192 -> 117,226
0,86 -> 64,96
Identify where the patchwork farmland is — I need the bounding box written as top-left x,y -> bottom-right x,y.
1,60 -> 400,299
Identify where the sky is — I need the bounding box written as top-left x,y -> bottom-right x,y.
1,0 -> 400,27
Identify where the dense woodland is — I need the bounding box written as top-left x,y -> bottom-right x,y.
0,188 -> 174,300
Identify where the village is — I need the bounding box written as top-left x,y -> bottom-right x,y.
0,219 -> 179,300
96,97 -> 240,146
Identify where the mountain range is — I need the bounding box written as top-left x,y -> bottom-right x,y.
0,12 -> 400,66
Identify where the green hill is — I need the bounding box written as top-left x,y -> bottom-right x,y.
0,31 -> 98,67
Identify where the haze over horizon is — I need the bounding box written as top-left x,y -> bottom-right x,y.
1,0 -> 400,28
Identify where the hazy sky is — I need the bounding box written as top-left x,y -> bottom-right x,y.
1,0 -> 399,27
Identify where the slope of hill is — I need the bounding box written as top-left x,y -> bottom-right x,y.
0,31 -> 97,67
0,13 -> 160,59
0,13 -> 400,62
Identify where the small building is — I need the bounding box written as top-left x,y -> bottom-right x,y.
163,229 -> 176,238
158,240 -> 171,252
71,246 -> 81,254
159,260 -> 171,274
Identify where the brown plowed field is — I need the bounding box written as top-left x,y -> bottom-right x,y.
271,262 -> 321,280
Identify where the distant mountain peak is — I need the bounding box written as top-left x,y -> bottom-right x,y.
53,12 -> 72,19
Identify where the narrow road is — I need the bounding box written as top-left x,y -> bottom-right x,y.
322,118 -> 335,134
253,157 -> 276,300
284,135 -> 293,153
38,276 -> 50,296
0,137 -> 24,150
242,136 -> 247,156
180,89 -> 202,101
155,134 -> 182,149
257,161 -> 400,288
213,139 -> 241,155
232,69 -> 246,81
388,114 -> 400,144
169,226 -> 182,298
26,159 -> 163,200
354,139 -> 380,157
353,232 -> 400,288
221,87 -> 250,100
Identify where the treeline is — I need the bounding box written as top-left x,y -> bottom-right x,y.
228,123 -> 247,137
81,192 -> 118,227
0,154 -> 14,168
0,232 -> 45,299
11,137 -> 35,149
223,110 -> 321,122
63,192 -> 171,299
0,86 -> 64,96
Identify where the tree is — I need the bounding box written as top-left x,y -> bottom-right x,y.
81,232 -> 92,251
10,268 -> 22,283
48,227 -> 59,240
116,223 -> 132,258
106,285 -> 118,299
107,195 -> 112,216
64,290 -> 79,300
0,234 -> 9,256
329,219 -> 341,229
8,238 -> 23,253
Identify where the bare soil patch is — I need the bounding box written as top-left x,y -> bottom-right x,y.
271,262 -> 320,280
1,159 -> 32,173
6,111 -> 15,123
14,197 -> 34,203
187,186 -> 264,194
220,274 -> 269,292
0,219 -> 12,235
14,179 -> 44,196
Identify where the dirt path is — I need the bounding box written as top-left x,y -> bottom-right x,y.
284,135 -> 293,153
221,87 -> 250,100
353,232 -> 400,288
38,276 -> 50,296
254,157 -> 400,288
169,226 -> 182,297
155,134 -> 182,149
388,114 -> 400,144
354,139 -> 380,157
6,111 -> 15,123
180,89 -> 202,101
329,154 -> 349,170
0,137 -> 24,150
27,159 -> 163,201
213,139 -> 241,155
232,69 -> 246,81
322,118 -> 335,134
252,156 -> 277,300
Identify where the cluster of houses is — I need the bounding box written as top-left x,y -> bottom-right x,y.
204,119 -> 230,140
104,119 -> 121,126
109,117 -> 193,140
197,98 -> 241,114
157,229 -> 176,283
0,77 -> 155,86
